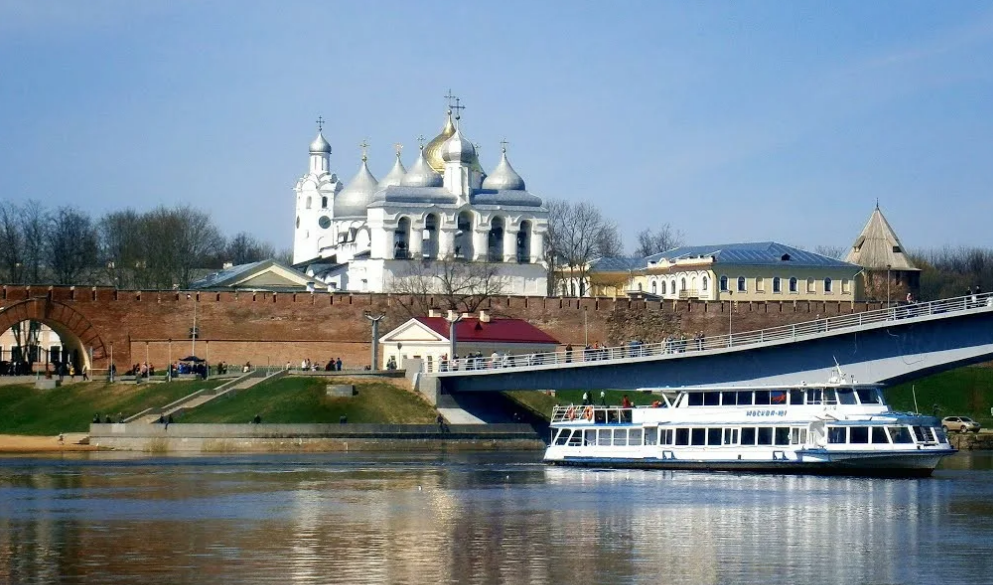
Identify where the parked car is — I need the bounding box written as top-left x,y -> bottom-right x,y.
941,416 -> 981,433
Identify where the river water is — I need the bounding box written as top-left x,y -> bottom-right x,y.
1,451 -> 992,585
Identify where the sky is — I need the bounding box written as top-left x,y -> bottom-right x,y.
2,0 -> 993,256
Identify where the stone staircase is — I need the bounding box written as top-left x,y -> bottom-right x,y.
126,368 -> 286,424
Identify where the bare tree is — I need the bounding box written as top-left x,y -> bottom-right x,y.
225,232 -> 276,265
47,206 -> 98,285
546,200 -> 619,296
543,198 -> 569,295
389,256 -> 505,317
814,245 -> 845,259
19,201 -> 48,284
98,209 -> 145,289
635,224 -> 684,257
0,202 -> 25,284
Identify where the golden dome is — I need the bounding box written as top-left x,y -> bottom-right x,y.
423,110 -> 483,174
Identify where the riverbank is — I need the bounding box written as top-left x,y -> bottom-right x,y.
0,434 -> 97,452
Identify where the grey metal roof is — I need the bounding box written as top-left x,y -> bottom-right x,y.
482,149 -> 526,191
647,242 -> 860,269
400,148 -> 442,188
190,261 -> 267,288
471,189 -> 543,207
309,132 -> 331,154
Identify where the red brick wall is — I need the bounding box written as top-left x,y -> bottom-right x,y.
1,286 -> 885,372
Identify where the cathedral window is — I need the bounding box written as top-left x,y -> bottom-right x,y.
789,277 -> 798,293
651,280 -> 657,294
488,217 -> 505,262
455,212 -> 474,259
517,221 -> 532,263
322,196 -> 328,208
773,277 -> 781,293
719,275 -> 729,292
306,196 -> 312,210
806,278 -> 816,293
702,276 -> 708,291
824,277 -> 833,293
680,277 -> 686,292
660,280 -> 667,295
394,217 -> 411,259
737,276 -> 746,292
423,214 -> 439,260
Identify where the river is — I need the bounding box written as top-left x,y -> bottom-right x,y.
1,451 -> 992,584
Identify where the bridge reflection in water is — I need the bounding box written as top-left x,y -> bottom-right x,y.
425,293 -> 993,393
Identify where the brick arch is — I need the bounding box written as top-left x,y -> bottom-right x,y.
0,297 -> 108,370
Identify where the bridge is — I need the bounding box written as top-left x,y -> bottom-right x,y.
422,293 -> 993,397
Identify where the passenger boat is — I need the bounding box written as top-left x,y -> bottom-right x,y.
543,375 -> 956,477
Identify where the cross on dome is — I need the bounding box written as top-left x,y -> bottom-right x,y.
452,97 -> 465,121
417,134 -> 426,149
315,116 -> 325,132
500,138 -> 509,153
394,142 -> 403,157
359,139 -> 370,161
444,89 -> 457,110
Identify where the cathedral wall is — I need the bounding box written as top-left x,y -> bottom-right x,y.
1,285 -> 885,374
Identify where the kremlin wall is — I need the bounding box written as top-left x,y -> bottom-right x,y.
1,285 -> 886,373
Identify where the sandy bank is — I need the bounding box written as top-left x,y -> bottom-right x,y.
0,434 -> 97,453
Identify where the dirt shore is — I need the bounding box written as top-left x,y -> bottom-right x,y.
0,434 -> 97,453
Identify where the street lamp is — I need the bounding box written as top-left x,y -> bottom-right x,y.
728,290 -> 734,339
396,342 -> 403,369
365,314 -> 385,370
445,311 -> 463,366
583,306 -> 589,347
187,293 -> 198,358
886,264 -> 891,308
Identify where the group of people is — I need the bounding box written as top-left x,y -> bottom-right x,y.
292,357 -> 344,372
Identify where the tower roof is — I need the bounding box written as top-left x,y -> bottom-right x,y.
482,144 -> 526,191
400,146 -> 442,188
309,131 -> 331,154
335,158 -> 378,219
844,205 -> 918,271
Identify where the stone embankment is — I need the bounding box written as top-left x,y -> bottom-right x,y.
948,430 -> 993,450
88,423 -> 544,453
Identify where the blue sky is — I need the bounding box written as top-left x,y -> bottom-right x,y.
2,1 -> 992,255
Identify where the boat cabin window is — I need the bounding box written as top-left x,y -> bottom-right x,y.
837,388 -> 857,405
724,428 -> 739,445
807,389 -> 823,405
789,428 -> 808,444
598,429 -> 611,445
789,388 -> 804,405
675,428 -> 690,446
554,429 -> 571,445
741,427 -> 756,445
888,426 -> 913,444
774,427 -> 791,445
754,390 -> 771,405
856,388 -> 881,405
871,427 -> 889,443
688,393 -> 703,406
721,391 -> 737,405
662,429 -> 674,445
850,427 -> 869,443
629,428 -> 643,445
703,392 -> 720,406
584,429 -> 597,446
644,427 -> 657,445
737,391 -> 752,405
933,427 -> 947,442
613,429 -> 627,446
828,427 -> 847,443
568,431 -> 583,447
912,426 -> 930,443
707,428 -> 722,445
691,428 -> 706,445
757,427 -> 773,445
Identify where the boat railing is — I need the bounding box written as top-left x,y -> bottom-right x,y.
551,404 -> 635,424
424,292 -> 993,374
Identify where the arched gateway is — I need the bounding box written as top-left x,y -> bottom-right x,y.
0,297 -> 108,373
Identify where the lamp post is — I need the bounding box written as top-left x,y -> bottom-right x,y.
109,342 -> 114,383
187,293 -> 198,358
445,311 -> 463,366
583,306 -> 589,347
886,264 -> 891,308
728,290 -> 734,340
167,339 -> 172,382
396,342 -> 403,369
145,341 -> 149,381
365,314 -> 385,370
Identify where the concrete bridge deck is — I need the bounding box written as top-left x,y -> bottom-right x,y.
423,293 -> 993,395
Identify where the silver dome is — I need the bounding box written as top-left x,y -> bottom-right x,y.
482,147 -> 525,191
310,132 -> 331,154
400,148 -> 442,188
441,126 -> 476,164
378,152 -> 407,189
334,160 -> 379,218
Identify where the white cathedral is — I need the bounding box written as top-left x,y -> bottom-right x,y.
292,100 -> 549,295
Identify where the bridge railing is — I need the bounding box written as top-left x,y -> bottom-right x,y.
424,292 -> 993,374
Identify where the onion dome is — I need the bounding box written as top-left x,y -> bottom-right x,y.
482,145 -> 525,191
441,125 -> 476,164
423,110 -> 456,173
400,146 -> 442,188
309,132 -> 331,154
334,157 -> 379,218
378,148 -> 407,189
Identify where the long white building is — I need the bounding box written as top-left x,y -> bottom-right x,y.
292,100 -> 549,295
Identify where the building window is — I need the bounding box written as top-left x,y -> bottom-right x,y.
806,278 -> 815,293
702,276 -> 708,291
516,220 -> 531,263
488,216 -> 505,262
789,277 -> 798,293
719,275 -> 729,292
773,277 -> 781,293
660,280 -> 667,295
638,282 -> 643,292
393,217 -> 410,259
455,211 -> 473,259
321,196 -> 328,208
756,277 -> 765,292
424,214 -> 439,260
842,279 -> 851,294
824,277 -> 833,293
680,277 -> 686,292
670,280 -> 676,294
737,276 -> 746,292
651,281 -> 657,294
306,196 -> 312,210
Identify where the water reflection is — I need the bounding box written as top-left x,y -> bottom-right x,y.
1,452 -> 992,584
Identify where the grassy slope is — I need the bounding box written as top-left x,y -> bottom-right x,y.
181,376 -> 438,424
0,379 -> 224,435
507,367 -> 993,425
